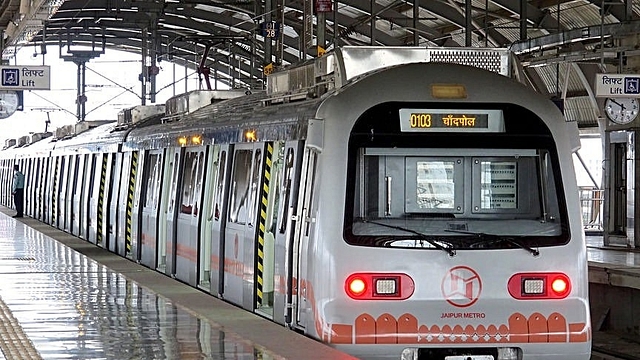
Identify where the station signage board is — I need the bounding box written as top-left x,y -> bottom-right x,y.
595,73 -> 640,97
0,65 -> 51,90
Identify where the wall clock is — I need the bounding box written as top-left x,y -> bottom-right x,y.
604,97 -> 639,125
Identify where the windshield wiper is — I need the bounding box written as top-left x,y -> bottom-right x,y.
362,220 -> 457,256
444,229 -> 540,257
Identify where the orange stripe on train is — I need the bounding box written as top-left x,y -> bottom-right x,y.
325,312 -> 590,344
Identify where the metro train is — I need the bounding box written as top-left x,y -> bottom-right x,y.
0,47 -> 591,360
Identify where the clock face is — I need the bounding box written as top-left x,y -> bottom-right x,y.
0,90 -> 19,119
605,97 -> 639,125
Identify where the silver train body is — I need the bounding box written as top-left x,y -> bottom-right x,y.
0,47 -> 591,360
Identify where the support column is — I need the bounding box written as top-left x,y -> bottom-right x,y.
75,61 -> 86,122
60,31 -> 105,121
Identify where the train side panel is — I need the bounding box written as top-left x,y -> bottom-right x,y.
175,146 -> 206,286
139,149 -> 164,269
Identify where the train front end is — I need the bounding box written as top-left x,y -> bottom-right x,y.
306,54 -> 591,360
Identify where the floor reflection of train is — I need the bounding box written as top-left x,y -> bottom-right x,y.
0,47 -> 591,360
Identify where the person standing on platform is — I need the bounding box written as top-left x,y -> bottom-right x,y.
12,164 -> 25,218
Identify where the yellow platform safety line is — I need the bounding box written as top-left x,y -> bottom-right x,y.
125,152 -> 138,255
97,155 -> 108,245
51,157 -> 59,226
257,143 -> 273,306
0,295 -> 43,360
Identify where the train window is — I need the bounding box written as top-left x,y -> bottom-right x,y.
213,150 -> 227,221
405,158 -> 463,213
192,151 -> 205,215
180,151 -> 204,215
348,148 -> 567,249
167,152 -> 180,214
471,156 -> 538,215
479,161 -> 517,209
267,143 -> 285,234
246,149 -> 262,226
278,148 -> 295,234
72,156 -> 79,197
229,150 -> 253,224
144,154 -> 162,209
57,156 -> 65,195
88,155 -> 97,201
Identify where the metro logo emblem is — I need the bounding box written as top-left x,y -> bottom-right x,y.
441,266 -> 482,308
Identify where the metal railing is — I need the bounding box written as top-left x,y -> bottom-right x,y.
579,187 -> 604,233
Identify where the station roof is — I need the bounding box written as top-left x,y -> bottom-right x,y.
1,0 -> 640,128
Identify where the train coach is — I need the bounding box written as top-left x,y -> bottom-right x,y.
0,46 -> 591,360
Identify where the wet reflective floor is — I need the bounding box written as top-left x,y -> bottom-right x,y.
0,211 -> 330,360
6,207 -> 635,360
586,235 -> 640,268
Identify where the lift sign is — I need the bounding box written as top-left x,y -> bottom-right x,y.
0,65 -> 51,90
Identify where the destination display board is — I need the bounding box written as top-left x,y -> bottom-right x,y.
399,109 -> 504,133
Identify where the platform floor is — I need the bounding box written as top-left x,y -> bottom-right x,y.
586,235 -> 640,269
3,206 -> 640,360
0,209 -> 357,360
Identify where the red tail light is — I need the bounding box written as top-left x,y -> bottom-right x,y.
345,273 -> 415,300
507,272 -> 571,300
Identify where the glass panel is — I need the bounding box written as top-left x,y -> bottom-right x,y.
246,149 -> 262,225
167,152 -> 180,214
480,161 -> 517,209
192,152 -> 205,216
180,152 -> 203,215
348,149 -> 565,249
213,151 -> 227,221
416,161 -> 455,209
229,150 -> 253,224
144,154 -> 162,209
278,148 -> 295,234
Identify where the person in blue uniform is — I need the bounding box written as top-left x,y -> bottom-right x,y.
12,164 -> 25,218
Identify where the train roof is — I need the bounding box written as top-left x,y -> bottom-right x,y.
124,90 -> 323,150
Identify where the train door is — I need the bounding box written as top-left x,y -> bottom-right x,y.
31,158 -> 39,217
51,155 -> 66,228
254,142 -> 284,319
130,151 -> 147,262
116,151 -> 137,257
0,160 -> 5,206
77,154 -> 93,239
84,154 -> 98,241
109,152 -> 124,253
208,145 -> 231,297
25,158 -> 34,217
71,154 -> 85,237
88,153 -> 104,244
293,148 -> 320,330
34,157 -> 43,218
140,150 -> 164,269
175,147 -> 206,286
2,159 -> 8,207
198,145 -> 220,293
34,158 -> 43,218
158,148 -> 182,276
2,159 -> 8,206
57,155 -> 69,230
101,153 -> 118,250
63,155 -> 75,232
224,143 -> 263,309
42,157 -> 52,223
